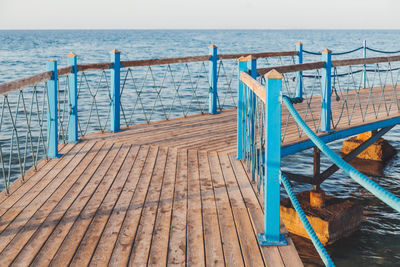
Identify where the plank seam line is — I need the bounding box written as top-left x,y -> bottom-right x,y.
143,147 -> 169,265
11,141 -> 106,265
205,151 -> 227,266
122,146 -> 160,265
88,145 -> 141,265
70,144 -> 135,264
216,152 -> 252,266
46,142 -> 121,265
107,145 -> 152,265
164,147 -> 179,266
0,141 -> 93,250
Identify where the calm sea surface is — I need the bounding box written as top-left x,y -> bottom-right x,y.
0,30 -> 399,266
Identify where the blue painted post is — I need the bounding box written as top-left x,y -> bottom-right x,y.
258,69 -> 287,246
295,42 -> 303,98
236,56 -> 248,160
320,49 -> 332,133
110,49 -> 121,132
46,60 -> 60,158
248,56 -> 257,181
363,40 -> 367,89
209,45 -> 219,114
67,52 -> 79,142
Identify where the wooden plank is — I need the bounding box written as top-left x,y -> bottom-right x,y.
219,51 -> 298,60
237,160 -> 304,267
0,143 -> 75,204
332,55 -> 400,67
0,141 -> 98,265
108,146 -> 159,266
0,141 -> 87,237
89,145 -> 150,266
147,148 -> 178,266
30,142 -> 119,266
77,62 -> 112,72
218,153 -> 265,267
122,55 -> 210,68
0,71 -> 53,94
102,113 -> 237,146
197,150 -> 224,266
241,72 -> 266,102
258,62 -> 325,76
69,145 -> 141,266
166,149 -> 188,266
207,152 -> 244,267
83,108 -> 236,141
10,141 -> 108,266
0,143 -> 77,210
113,122 -> 236,149
228,154 -> 286,267
128,146 -> 168,266
186,149 -> 205,267
49,144 -> 130,266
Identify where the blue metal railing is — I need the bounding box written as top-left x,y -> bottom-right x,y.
0,46 -> 296,193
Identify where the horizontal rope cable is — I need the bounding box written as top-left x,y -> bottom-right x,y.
280,174 -> 335,267
332,47 -> 363,55
366,47 -> 400,54
282,95 -> 400,213
303,50 -> 322,55
302,66 -> 400,78
303,47 -> 363,56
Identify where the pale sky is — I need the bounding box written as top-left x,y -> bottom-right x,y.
0,0 -> 399,29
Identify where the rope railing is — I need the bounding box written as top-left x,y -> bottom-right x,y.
280,174 -> 335,267
282,95 -> 400,212
238,46 -> 400,263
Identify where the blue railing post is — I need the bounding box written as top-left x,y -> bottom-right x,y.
363,40 -> 367,89
320,49 -> 332,133
110,49 -> 121,133
46,60 -> 60,158
258,69 -> 287,246
67,52 -> 79,142
296,42 -> 303,98
248,56 -> 257,172
209,44 -> 219,114
236,56 -> 248,160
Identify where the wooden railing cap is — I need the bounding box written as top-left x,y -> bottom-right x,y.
321,48 -> 332,53
296,42 -> 303,46
110,49 -> 121,54
209,44 -> 217,49
237,56 -> 249,62
67,52 -> 77,57
265,69 -> 283,79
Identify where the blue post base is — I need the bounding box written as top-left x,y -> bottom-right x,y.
257,233 -> 287,246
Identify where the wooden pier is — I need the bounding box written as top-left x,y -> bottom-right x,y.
0,42 -> 399,266
0,82 -> 398,266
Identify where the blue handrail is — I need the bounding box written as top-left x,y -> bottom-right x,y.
280,174 -> 335,267
282,95 -> 400,213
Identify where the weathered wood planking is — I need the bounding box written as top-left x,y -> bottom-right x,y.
0,82 -> 398,266
0,143 -> 303,266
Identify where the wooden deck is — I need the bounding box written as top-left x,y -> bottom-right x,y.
0,85 -> 398,266
0,143 -> 302,266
